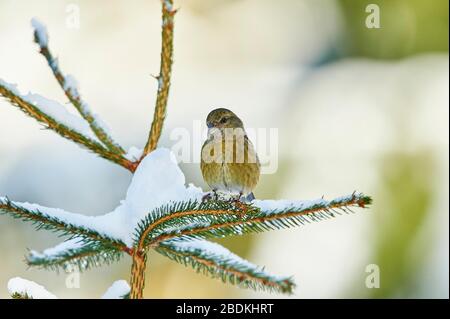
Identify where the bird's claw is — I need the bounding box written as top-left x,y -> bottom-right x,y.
202,190 -> 219,202
201,193 -> 212,202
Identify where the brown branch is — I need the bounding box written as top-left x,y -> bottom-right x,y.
141,0 -> 176,157
33,26 -> 126,156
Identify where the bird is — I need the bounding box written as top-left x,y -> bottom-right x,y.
201,108 -> 260,202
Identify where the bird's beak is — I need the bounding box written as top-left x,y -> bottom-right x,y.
207,122 -> 214,128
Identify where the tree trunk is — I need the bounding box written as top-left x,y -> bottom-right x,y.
129,251 -> 147,299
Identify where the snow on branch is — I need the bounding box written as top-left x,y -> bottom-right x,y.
102,280 -> 130,299
31,18 -> 125,156
0,80 -> 133,169
26,239 -> 123,272
8,277 -> 57,299
0,79 -> 96,140
135,190 -> 370,249
157,238 -> 294,294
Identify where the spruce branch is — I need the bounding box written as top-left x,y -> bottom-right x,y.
31,18 -> 126,156
136,193 -> 372,250
26,242 -> 123,272
0,197 -> 127,252
157,239 -> 295,294
134,199 -> 257,249
142,0 -> 176,157
0,82 -> 136,171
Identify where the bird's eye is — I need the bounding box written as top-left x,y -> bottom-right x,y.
220,117 -> 228,124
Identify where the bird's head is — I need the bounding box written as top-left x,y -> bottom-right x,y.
206,108 -> 244,130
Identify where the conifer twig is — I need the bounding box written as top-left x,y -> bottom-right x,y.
137,193 -> 372,250
0,82 -> 136,171
26,243 -> 123,272
141,0 -> 176,157
0,197 -> 127,251
157,239 -> 295,294
31,18 -> 125,156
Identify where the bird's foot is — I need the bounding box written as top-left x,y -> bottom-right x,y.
202,190 -> 219,202
230,193 -> 250,214
201,193 -> 211,202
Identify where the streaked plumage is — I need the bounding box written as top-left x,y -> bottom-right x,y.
201,108 -> 260,201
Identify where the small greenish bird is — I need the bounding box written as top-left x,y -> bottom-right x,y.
201,108 -> 260,202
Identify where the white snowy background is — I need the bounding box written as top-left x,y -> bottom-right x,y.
0,0 -> 448,298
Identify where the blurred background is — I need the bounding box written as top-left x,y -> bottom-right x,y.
0,0 -> 448,298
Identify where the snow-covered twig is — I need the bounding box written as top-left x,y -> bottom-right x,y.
31,18 -> 125,156
157,238 -> 294,294
27,239 -> 123,272
0,80 -> 136,171
0,197 -> 128,252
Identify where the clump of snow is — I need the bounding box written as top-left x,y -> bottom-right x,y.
50,57 -> 59,71
8,277 -> 57,299
122,148 -> 203,239
124,146 -> 143,161
31,18 -> 48,47
101,280 -> 130,299
63,74 -> 79,96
